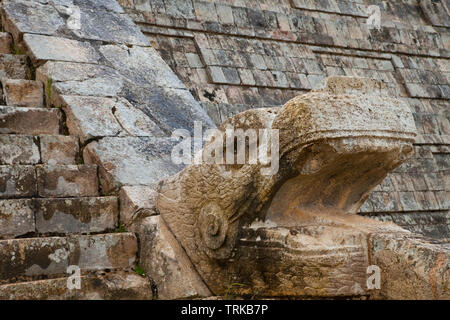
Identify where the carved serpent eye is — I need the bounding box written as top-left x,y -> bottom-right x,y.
198,203 -> 228,251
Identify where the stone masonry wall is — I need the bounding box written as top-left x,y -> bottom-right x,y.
118,0 -> 450,241
0,0 -> 214,299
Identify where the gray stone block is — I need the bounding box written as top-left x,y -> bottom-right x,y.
0,107 -> 61,135
72,5 -> 149,46
36,164 -> 99,198
35,197 -> 118,234
39,135 -> 79,165
0,135 -> 40,165
0,199 -> 35,239
83,136 -> 184,193
60,95 -> 124,143
1,0 -> 65,39
99,44 -> 185,89
24,34 -> 100,64
0,233 -> 137,280
0,54 -> 28,80
0,165 -> 36,199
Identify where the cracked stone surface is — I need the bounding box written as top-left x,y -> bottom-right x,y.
23,34 -> 100,64
36,164 -> 99,198
83,136 -> 183,193
0,199 -> 35,239
0,106 -> 61,135
35,197 -> 118,234
0,233 -> 138,281
1,79 -> 44,108
0,135 -> 40,165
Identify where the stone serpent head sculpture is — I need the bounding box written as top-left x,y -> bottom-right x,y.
155,76 -> 417,297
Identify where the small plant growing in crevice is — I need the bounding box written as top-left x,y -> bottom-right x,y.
134,264 -> 146,277
12,45 -> 24,55
224,283 -> 247,300
114,224 -> 126,233
46,78 -> 53,103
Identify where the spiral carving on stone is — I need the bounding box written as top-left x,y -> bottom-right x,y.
198,202 -> 228,252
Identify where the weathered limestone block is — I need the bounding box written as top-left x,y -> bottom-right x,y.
0,135 -> 40,165
119,186 -> 157,228
153,76 -> 418,298
380,211 -> 450,241
23,34 -> 100,64
0,54 -> 28,79
80,0 -> 126,14
59,95 -> 124,143
36,164 -> 99,198
0,33 -> 12,54
37,61 -> 121,83
99,45 -> 185,89
68,233 -> 138,271
370,232 -> 449,300
35,197 -> 118,234
137,216 -> 212,299
0,236 -> 67,281
39,135 -> 79,165
0,233 -> 137,281
2,0 -> 139,48
0,199 -> 35,239
36,62 -> 125,103
117,84 -> 215,135
0,165 -> 36,199
0,107 -> 61,135
1,79 -> 44,108
1,0 -> 65,41
112,98 -> 166,137
420,0 -> 450,28
71,3 -> 149,46
83,137 -> 183,194
59,95 -> 164,143
0,271 -> 152,300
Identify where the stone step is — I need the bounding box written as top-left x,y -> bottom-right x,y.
0,135 -> 40,165
0,163 -> 98,199
36,164 -> 99,198
35,197 -> 118,235
0,165 -> 36,199
0,54 -> 28,79
0,233 -> 138,282
0,106 -> 61,135
0,134 -> 79,165
39,135 -> 80,165
0,33 -> 13,54
0,197 -> 119,239
1,78 -> 44,108
0,198 -> 35,239
0,271 -> 152,300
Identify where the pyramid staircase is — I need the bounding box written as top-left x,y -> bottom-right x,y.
0,28 -> 152,300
